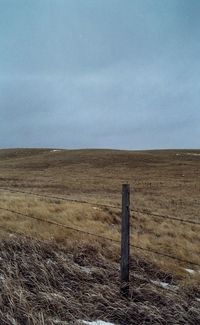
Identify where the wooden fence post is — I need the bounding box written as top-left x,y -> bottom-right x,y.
120,183 -> 130,297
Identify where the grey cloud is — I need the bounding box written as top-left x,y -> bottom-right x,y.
0,0 -> 200,149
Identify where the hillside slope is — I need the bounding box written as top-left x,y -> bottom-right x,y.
0,236 -> 199,325
0,149 -> 199,324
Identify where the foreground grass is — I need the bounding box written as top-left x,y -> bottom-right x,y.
0,236 -> 200,325
0,188 -> 199,280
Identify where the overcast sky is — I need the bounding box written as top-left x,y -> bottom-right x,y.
0,0 -> 200,149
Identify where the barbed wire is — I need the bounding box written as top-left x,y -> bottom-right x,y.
0,187 -> 199,227
0,206 -> 120,243
0,224 -> 183,294
0,205 -> 200,268
130,244 -> 200,267
0,187 -> 120,209
132,208 -> 200,226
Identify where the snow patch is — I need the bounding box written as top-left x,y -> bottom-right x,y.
185,268 -> 196,275
72,260 -> 93,274
196,298 -> 200,302
78,266 -> 92,274
186,153 -> 200,156
50,150 -> 61,152
176,153 -> 200,157
93,207 -> 101,211
184,268 -> 200,275
151,280 -> 178,291
82,321 -> 115,325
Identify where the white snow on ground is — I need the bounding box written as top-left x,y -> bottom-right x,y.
72,260 -> 92,274
186,153 -> 200,156
82,321 -> 115,325
93,207 -> 101,211
151,280 -> 178,291
52,319 -> 115,325
50,150 -> 61,152
185,268 -> 196,275
184,268 -> 200,275
78,266 -> 92,274
176,153 -> 200,157
196,298 -> 200,302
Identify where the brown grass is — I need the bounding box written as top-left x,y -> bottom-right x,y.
0,236 -> 200,325
0,148 -> 200,323
0,149 -> 200,273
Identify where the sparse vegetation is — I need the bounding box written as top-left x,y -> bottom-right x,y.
0,236 -> 200,325
0,148 -> 200,324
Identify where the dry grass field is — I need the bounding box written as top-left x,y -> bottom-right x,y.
0,149 -> 200,271
0,148 -> 200,324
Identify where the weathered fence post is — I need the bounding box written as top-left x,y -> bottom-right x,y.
120,183 -> 130,297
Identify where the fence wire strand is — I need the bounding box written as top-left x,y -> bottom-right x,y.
0,205 -> 200,268
0,187 -> 199,227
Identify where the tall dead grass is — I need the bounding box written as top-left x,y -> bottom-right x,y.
0,149 -> 199,278
0,236 -> 199,325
